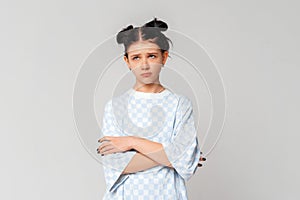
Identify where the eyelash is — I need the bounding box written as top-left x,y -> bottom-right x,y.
132,55 -> 156,60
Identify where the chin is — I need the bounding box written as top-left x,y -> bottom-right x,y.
137,78 -> 152,84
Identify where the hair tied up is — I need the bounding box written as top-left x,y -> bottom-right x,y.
116,25 -> 134,44
143,17 -> 168,32
120,25 -> 133,33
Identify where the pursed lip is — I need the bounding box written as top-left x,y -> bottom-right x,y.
141,72 -> 152,76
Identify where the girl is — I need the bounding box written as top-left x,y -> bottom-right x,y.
97,17 -> 206,199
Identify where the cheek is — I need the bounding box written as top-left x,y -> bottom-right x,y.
130,63 -> 141,71
152,63 -> 163,71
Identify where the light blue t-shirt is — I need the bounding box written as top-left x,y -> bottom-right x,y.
100,88 -> 201,199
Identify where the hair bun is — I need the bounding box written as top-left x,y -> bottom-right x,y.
120,25 -> 133,33
143,17 -> 168,31
116,25 -> 133,44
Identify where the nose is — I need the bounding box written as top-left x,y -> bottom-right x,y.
140,57 -> 150,70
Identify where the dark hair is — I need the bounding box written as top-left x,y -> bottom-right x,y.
116,17 -> 173,58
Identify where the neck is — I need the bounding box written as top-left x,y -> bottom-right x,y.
133,83 -> 164,93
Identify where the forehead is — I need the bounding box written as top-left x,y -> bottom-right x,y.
127,40 -> 161,55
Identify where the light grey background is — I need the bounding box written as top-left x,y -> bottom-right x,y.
1,0 -> 298,199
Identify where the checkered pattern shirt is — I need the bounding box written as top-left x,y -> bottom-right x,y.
100,88 -> 201,199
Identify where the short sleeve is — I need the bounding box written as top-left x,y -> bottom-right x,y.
162,96 -> 201,181
100,100 -> 137,193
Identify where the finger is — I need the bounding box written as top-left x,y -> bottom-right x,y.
99,142 -> 111,151
100,145 -> 114,154
98,136 -> 111,143
98,137 -> 106,143
104,148 -> 119,155
102,147 -> 118,155
97,143 -> 108,153
96,143 -> 108,153
200,157 -> 206,161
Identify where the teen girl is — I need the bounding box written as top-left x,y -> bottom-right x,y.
97,17 -> 206,199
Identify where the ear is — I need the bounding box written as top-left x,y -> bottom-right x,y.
123,56 -> 131,70
162,51 -> 169,65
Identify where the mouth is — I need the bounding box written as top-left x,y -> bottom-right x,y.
141,72 -> 152,77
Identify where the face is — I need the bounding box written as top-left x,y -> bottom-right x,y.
123,40 -> 168,87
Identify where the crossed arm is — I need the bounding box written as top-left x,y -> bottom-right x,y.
122,151 -> 174,174
97,136 -> 174,174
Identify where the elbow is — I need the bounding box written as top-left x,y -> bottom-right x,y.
175,160 -> 199,181
166,162 -> 174,169
178,167 -> 198,181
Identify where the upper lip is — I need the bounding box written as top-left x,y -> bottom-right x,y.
141,72 -> 152,75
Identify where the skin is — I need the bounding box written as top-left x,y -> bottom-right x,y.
97,39 -> 206,174
123,40 -> 168,93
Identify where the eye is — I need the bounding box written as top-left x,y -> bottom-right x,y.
132,56 -> 139,60
149,55 -> 156,58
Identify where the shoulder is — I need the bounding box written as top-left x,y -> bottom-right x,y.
166,92 -> 193,118
171,93 -> 193,109
103,90 -> 130,111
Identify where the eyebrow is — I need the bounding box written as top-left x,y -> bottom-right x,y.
130,52 -> 159,57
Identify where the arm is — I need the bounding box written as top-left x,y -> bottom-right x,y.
99,100 -> 138,192
100,96 -> 199,182
121,152 -> 174,174
99,135 -> 174,170
129,136 -> 174,168
161,96 -> 201,181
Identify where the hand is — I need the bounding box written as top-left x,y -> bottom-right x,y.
198,152 -> 206,167
97,136 -> 134,155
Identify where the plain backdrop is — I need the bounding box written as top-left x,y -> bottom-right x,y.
1,0 -> 299,199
